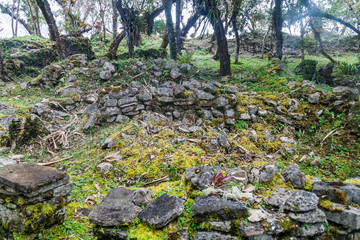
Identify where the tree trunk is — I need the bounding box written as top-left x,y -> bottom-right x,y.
112,0 -> 118,40
300,19 -> 305,61
35,6 -> 41,35
261,24 -> 271,59
175,0 -> 182,54
11,0 -> 15,37
25,0 -> 38,35
164,0 -> 177,60
15,0 -> 20,37
272,0 -> 283,59
116,0 -> 136,57
0,3 -> 34,35
309,21 -> 335,63
35,0 -> 60,42
108,30 -> 126,59
231,0 -> 242,63
161,32 -> 169,49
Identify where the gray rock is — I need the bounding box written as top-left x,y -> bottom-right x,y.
239,222 -> 265,237
100,70 -> 112,80
211,109 -> 224,118
164,59 -> 177,70
138,93 -> 153,101
138,194 -> 184,228
194,232 -> 237,240
102,138 -> 114,149
170,68 -> 182,79
83,113 -> 97,130
20,82 -> 28,90
133,188 -> 154,207
308,92 -> 321,104
299,222 -> 326,237
249,130 -> 258,142
312,181 -> 360,205
85,104 -> 98,114
322,202 -> 360,230
118,96 -> 137,107
0,162 -> 68,197
208,221 -> 232,232
106,98 -> 118,107
96,162 -> 113,174
282,164 -> 306,188
222,86 -> 238,94
258,110 -> 267,117
0,158 -> 17,167
203,110 -> 213,120
157,87 -> 173,97
185,166 -> 220,190
192,196 -> 247,221
240,113 -> 251,120
31,103 -> 52,118
266,189 -> 318,212
289,208 -> 326,223
103,62 -> 115,72
249,163 -> 278,183
333,86 -> 359,101
194,89 -> 215,101
227,169 -> 247,185
214,97 -> 229,108
89,188 -> 142,226
218,134 -> 231,149
180,63 -> 191,72
225,108 -> 235,118
263,130 -> 275,142
249,106 -> 258,115
115,115 -> 130,123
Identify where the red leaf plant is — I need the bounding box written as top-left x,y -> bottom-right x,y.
211,171 -> 231,189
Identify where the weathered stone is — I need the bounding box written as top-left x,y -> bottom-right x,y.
222,86 -> 238,94
192,196 -> 247,221
85,104 -> 98,114
322,202 -> 360,230
138,194 -> 184,228
106,98 -> 117,107
333,86 -> 359,101
133,188 -> 154,207
265,188 -> 318,212
194,231 -> 237,240
208,221 -> 232,232
103,62 -> 115,72
218,134 -> 231,149
157,87 -> 173,97
170,68 -> 182,79
240,113 -> 251,120
299,222 -> 326,237
247,209 -> 267,222
239,222 -> 265,237
263,130 -> 275,142
102,138 -> 114,149
100,70 -> 112,80
203,110 -> 213,120
185,166 -> 220,190
0,163 -> 68,197
115,115 -> 130,123
138,93 -> 152,101
289,208 -> 326,223
312,181 -> 360,205
308,92 -> 321,104
89,188 -> 142,226
31,103 -> 52,118
0,102 -> 17,115
83,113 -> 97,130
225,108 -> 235,118
249,163 -> 278,183
227,169 -> 247,185
0,158 -> 17,167
118,96 -> 137,107
214,97 -> 229,108
164,59 -> 177,70
97,162 -> 113,174
249,129 -> 258,142
194,89 -> 215,101
282,164 -> 306,189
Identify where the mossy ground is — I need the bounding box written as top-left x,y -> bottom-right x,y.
1,35 -> 359,239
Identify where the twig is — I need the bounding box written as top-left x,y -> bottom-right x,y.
321,128 -> 338,146
37,156 -> 73,166
142,175 -> 169,187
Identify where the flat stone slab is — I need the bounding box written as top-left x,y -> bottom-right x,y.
265,188 -> 318,212
192,196 -> 247,221
313,181 -> 360,205
288,208 -> 326,223
194,231 -> 237,240
322,202 -> 360,230
0,162 -> 68,196
138,194 -> 184,228
89,188 -> 142,227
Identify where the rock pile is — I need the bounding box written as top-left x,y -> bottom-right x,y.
0,161 -> 73,238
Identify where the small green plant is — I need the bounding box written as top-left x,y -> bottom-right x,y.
235,120 -> 248,130
178,50 -> 195,64
337,62 -> 358,75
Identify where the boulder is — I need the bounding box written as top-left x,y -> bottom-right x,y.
185,166 -> 220,190
312,181 -> 360,205
281,164 -> 306,188
89,188 -> 142,226
138,194 -> 184,228
321,202 -> 360,230
192,196 -> 247,221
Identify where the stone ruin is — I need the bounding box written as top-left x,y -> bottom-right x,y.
0,160 -> 73,239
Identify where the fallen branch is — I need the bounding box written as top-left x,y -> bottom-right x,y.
38,156 -> 73,166
142,175 -> 169,187
321,128 -> 338,146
